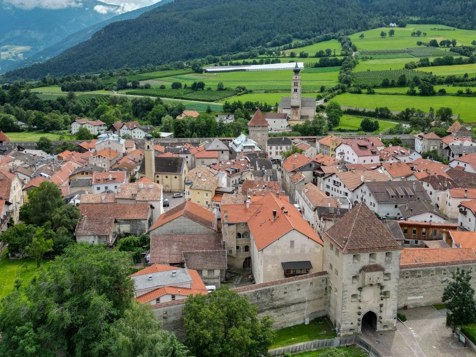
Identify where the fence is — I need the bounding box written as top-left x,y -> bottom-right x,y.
268,335 -> 382,356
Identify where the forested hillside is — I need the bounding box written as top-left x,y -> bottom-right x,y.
6,0 -> 476,79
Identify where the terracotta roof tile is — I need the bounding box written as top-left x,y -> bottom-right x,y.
382,162 -> 414,179
313,153 -> 338,166
131,264 -> 177,277
282,153 -> 312,173
79,202 -> 150,220
449,231 -> 476,252
453,153 -> 476,168
302,183 -> 338,209
421,132 -> 441,140
318,135 -> 342,147
247,193 -> 323,250
248,108 -> 268,127
92,171 -> 127,185
183,250 -> 227,270
96,148 -> 120,160
149,201 -> 216,232
449,188 -> 476,199
324,203 -> 401,253
447,121 -> 463,133
400,248 -> 476,268
0,131 -> 10,142
459,199 -> 476,214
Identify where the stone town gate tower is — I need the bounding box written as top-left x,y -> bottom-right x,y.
323,203 -> 402,335
144,134 -> 155,182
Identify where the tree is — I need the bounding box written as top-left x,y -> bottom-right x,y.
389,29 -> 395,37
0,244 -> 178,356
442,268 -> 476,329
0,223 -> 36,257
217,82 -> 225,91
380,31 -> 387,38
36,136 -> 53,153
436,107 -> 453,122
325,101 -> 343,129
184,288 -> 274,357
26,228 -> 53,267
359,33 -> 365,39
360,118 -> 379,132
171,82 -> 182,90
76,126 -> 94,140
20,181 -> 64,227
281,146 -> 304,159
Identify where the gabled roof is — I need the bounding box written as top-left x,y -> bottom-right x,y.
459,199 -> 476,214
282,153 -> 312,173
449,188 -> 476,199
248,108 -> 269,127
131,264 -> 177,277
318,135 -> 342,147
79,202 -> 150,220
268,137 -> 292,146
149,201 -> 216,232
449,231 -> 476,252
382,162 -> 414,179
324,203 -> 401,253
205,138 -> 228,151
447,121 -> 463,133
452,153 -> 476,168
92,171 -> 127,185
247,193 -> 322,250
183,250 -> 227,270
313,153 -> 338,166
336,170 -> 389,192
302,182 -> 338,209
420,132 -> 441,140
400,248 -> 476,268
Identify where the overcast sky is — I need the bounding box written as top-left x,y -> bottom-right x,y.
2,0 -> 161,13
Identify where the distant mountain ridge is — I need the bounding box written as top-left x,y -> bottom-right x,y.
5,0 -> 476,79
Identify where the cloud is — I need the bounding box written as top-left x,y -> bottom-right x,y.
2,0 -> 160,12
2,0 -> 82,10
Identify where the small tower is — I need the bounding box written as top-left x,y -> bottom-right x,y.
290,62 -> 302,121
144,134 -> 155,182
248,108 -> 269,152
323,204 -> 401,335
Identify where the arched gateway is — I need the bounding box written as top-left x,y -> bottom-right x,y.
323,203 -> 402,335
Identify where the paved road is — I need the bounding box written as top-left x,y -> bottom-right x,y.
362,307 -> 474,357
163,192 -> 185,211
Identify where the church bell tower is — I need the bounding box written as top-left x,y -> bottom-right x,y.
290,62 -> 302,121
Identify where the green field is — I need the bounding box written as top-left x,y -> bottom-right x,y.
5,131 -> 73,142
284,39 -> 343,56
352,69 -> 430,86
336,114 -> 397,132
0,255 -> 37,300
462,323 -> 476,344
134,66 -> 339,92
418,63 -> 476,77
125,88 -> 236,102
221,92 -> 318,105
375,85 -> 476,95
333,93 -> 476,122
351,24 -> 476,52
270,317 -> 336,349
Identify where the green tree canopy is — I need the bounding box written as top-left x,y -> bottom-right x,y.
0,244 -> 186,356
325,101 -> 343,129
442,268 -> 476,328
184,288 -> 274,357
76,126 -> 95,140
20,181 -> 64,227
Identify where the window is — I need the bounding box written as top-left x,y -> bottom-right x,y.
236,246 -> 240,252
421,228 -> 426,238
385,252 -> 392,262
244,245 -> 249,252
330,243 -> 334,251
353,254 -> 360,263
382,291 -> 390,299
384,273 -> 391,281
207,269 -> 215,276
412,228 -> 417,238
290,240 -> 294,248
403,227 -> 408,234
351,294 -> 358,302
370,253 -> 376,263
352,275 -> 359,284
156,297 -> 161,303
329,263 -> 333,271
171,295 -> 176,301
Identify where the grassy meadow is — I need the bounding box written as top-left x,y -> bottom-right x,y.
0,255 -> 37,300
5,131 -> 73,142
284,39 -> 342,56
334,93 -> 476,122
336,114 -> 398,132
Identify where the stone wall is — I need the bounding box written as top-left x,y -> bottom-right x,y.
151,271 -> 329,337
398,262 -> 476,308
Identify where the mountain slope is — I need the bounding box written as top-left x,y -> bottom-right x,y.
6,0 -> 476,79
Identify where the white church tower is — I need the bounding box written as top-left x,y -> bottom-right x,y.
290,62 -> 302,121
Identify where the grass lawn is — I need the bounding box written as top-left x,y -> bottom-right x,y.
336,114 -> 397,133
0,254 -> 38,299
355,57 -> 424,72
136,66 -> 339,92
161,99 -> 223,112
375,85 -> 475,95
222,92 -> 318,105
270,317 -> 336,349
433,303 -> 446,310
417,63 -> 476,77
462,323 -> 476,344
351,24 -> 476,51
5,131 -> 74,142
290,346 -> 367,357
333,93 -> 476,123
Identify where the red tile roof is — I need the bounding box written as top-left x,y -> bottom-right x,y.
400,248 -> 476,268
459,199 -> 476,214
449,188 -> 476,199
447,121 -> 463,133
92,171 -> 127,185
282,153 -> 312,173
421,132 -> 441,140
248,108 -> 268,127
313,153 -> 338,166
195,150 -> 219,159
131,264 -> 177,277
382,162 -> 414,179
247,193 -> 322,250
149,201 -> 216,232
453,153 -> 476,168
23,176 -> 47,190
449,231 -> 476,252
79,202 -> 150,220
96,148 -> 120,160
324,203 -> 401,253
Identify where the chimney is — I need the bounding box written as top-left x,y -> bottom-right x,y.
245,197 -> 250,209
272,210 -> 277,221
465,189 -> 468,198
171,270 -> 177,277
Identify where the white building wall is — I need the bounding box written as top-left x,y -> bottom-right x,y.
458,209 -> 476,231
